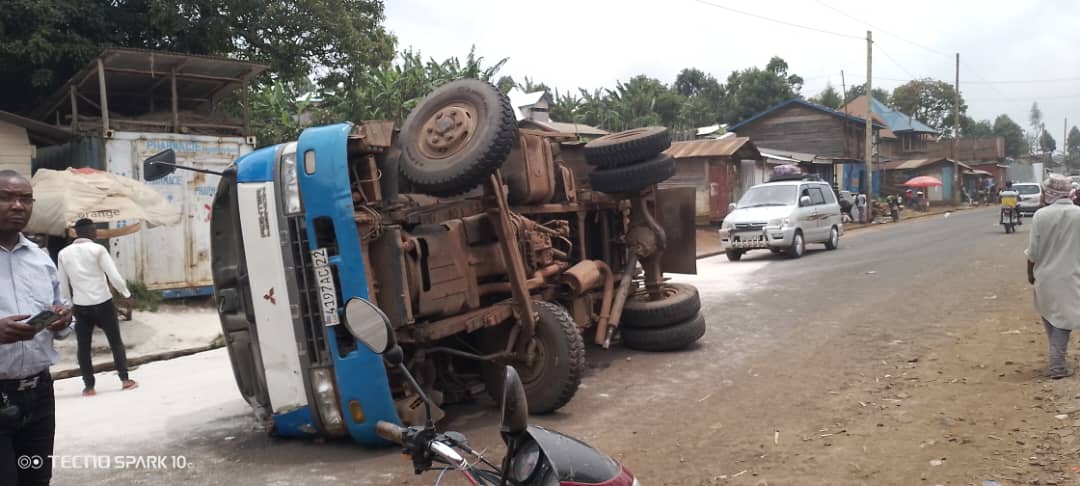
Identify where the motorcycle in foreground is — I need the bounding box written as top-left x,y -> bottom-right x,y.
999,190 -> 1020,234
341,297 -> 639,486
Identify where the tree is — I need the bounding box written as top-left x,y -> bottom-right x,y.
843,83 -> 891,105
0,0 -> 396,114
673,67 -> 724,127
549,89 -> 582,122
891,79 -> 965,134
604,75 -> 684,129
723,57 -> 804,124
960,116 -> 994,137
811,83 -> 842,109
1029,102 -> 1043,133
993,114 -> 1029,157
495,76 -> 517,95
1068,126 -> 1080,169
1040,130 -> 1057,154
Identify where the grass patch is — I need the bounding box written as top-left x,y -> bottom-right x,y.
128,281 -> 163,312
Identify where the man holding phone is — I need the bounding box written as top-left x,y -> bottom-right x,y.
57,218 -> 137,397
0,170 -> 72,486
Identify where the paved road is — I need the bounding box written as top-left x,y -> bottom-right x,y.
50,208 -> 1017,485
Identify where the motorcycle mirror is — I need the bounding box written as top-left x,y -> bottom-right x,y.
343,297 -> 394,355
500,366 -> 529,436
143,149 -> 177,182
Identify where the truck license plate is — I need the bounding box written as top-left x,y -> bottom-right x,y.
310,248 -> 340,327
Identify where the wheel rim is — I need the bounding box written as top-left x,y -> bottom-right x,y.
518,337 -> 548,387
630,284 -> 678,303
416,102 -> 479,161
830,228 -> 838,247
795,234 -> 804,255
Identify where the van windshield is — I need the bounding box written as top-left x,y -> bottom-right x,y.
737,185 -> 797,208
1015,185 -> 1040,195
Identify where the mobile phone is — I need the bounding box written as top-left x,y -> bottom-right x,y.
25,311 -> 60,333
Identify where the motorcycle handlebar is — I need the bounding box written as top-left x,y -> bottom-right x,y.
375,421 -> 405,445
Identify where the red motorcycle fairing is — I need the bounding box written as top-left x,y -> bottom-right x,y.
561,466 -> 635,486
525,426 -> 633,485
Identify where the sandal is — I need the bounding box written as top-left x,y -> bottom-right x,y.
122,380 -> 139,390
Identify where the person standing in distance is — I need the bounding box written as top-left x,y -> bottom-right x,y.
0,170 -> 73,486
57,218 -> 138,396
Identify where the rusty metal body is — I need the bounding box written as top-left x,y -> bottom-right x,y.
336,120 -> 696,412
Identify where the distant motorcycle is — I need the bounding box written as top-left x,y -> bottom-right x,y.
999,189 -> 1020,234
341,297 -> 639,486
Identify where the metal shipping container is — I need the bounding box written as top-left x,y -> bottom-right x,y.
104,132 -> 254,298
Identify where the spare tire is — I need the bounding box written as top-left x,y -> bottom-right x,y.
584,127 -> 671,168
620,283 -> 701,329
621,313 -> 707,352
590,154 -> 676,194
398,79 -> 516,197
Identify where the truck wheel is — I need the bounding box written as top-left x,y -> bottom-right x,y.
589,154 -> 676,194
483,301 -> 585,414
726,249 -> 744,261
621,283 -> 701,330
621,313 -> 707,352
398,79 -> 516,197
584,127 -> 672,168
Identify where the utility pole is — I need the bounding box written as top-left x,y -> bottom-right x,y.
864,31 -> 873,222
953,53 -> 961,205
840,70 -> 847,112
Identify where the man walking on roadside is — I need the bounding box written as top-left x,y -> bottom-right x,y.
0,170 -> 72,486
1026,174 -> 1080,379
57,219 -> 138,396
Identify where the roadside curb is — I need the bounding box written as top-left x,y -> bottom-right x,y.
51,343 -> 224,381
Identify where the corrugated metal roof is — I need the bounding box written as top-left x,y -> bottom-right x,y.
880,158 -> 961,171
839,95 -> 938,134
835,96 -> 897,139
728,98 -> 886,132
665,137 -> 761,159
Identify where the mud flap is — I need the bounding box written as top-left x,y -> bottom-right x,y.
655,186 -> 697,275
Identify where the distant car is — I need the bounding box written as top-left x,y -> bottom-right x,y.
719,176 -> 843,261
1013,182 -> 1043,215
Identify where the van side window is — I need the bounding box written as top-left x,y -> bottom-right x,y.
820,186 -> 837,204
808,187 -> 826,205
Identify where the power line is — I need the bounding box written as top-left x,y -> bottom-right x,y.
693,0 -> 864,41
874,42 -> 919,81
814,0 -> 950,58
961,76 -> 1080,85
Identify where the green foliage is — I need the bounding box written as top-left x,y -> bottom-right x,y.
723,57 -> 804,124
1029,102 -> 1043,131
843,84 -> 891,105
960,116 -> 994,137
993,114 -> 1029,157
127,281 -> 163,312
1068,126 -> 1080,169
891,78 -> 966,135
249,79 -> 319,145
811,83 -> 843,109
0,0 -> 396,115
1040,130 -> 1057,154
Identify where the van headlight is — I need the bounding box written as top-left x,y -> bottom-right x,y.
280,143 -> 302,214
311,368 -> 346,437
769,218 -> 790,227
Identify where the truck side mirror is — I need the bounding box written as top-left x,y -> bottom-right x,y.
143,149 -> 177,181
343,297 -> 394,355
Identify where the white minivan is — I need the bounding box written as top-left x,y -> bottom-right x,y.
719,176 -> 844,261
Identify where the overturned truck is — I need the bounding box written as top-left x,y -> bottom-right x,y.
161,80 -> 704,444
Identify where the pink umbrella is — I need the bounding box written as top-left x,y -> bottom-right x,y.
903,176 -> 943,188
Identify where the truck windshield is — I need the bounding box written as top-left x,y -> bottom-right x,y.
1015,185 -> 1040,195
737,186 -> 796,208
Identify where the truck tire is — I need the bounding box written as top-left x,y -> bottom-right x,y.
398,79 -> 516,197
620,283 -> 701,330
584,127 -> 672,168
589,154 -> 676,194
620,313 -> 707,352
483,301 -> 585,414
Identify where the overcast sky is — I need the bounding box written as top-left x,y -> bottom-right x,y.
385,0 -> 1080,140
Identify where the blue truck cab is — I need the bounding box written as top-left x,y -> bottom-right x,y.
210,124 -> 399,444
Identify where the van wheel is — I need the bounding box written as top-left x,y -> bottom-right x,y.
725,249 -> 744,262
398,79 -> 516,197
482,301 -> 585,414
824,226 -> 839,250
786,231 -> 805,258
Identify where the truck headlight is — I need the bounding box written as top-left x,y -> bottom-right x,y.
311,368 -> 346,436
280,143 -> 302,214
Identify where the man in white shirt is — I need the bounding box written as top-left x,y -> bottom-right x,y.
57,219 -> 138,396
1026,174 -> 1080,379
